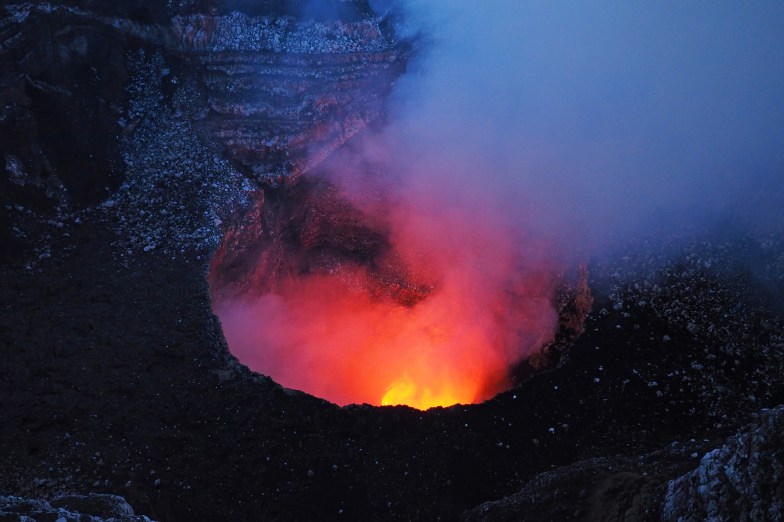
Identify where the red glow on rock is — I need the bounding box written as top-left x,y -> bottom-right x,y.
211,183 -> 561,410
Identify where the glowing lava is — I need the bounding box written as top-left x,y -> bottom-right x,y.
381,376 -> 469,410
212,208 -> 560,410
211,154 -> 565,410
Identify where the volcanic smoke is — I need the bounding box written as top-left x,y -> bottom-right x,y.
213,169 -> 563,409
209,2 -> 571,410
212,1 -> 784,409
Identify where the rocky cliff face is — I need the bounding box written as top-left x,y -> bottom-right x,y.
1,1 -> 405,259
662,405 -> 784,521
170,10 -> 407,185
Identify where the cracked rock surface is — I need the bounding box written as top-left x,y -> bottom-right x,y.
662,405 -> 784,522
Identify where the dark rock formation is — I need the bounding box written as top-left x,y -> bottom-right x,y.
1,0 -> 405,260
0,492 -> 152,521
662,405 -> 784,521
463,405 -> 784,522
461,455 -> 664,522
0,4 -> 128,215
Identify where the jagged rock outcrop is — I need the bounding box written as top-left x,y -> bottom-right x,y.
0,492 -> 153,521
1,1 -> 406,259
0,0 -> 407,275
461,405 -> 784,522
661,405 -> 784,521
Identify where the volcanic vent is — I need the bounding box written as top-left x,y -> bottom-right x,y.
185,1 -> 593,410
208,162 -> 592,409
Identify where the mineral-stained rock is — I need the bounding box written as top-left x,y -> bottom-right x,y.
522,262 -> 594,375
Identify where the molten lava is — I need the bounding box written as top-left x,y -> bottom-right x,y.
216,265 -> 556,409
211,182 -> 562,410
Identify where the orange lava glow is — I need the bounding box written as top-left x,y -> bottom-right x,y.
212,190 -> 560,410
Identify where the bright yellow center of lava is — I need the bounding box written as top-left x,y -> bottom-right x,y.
381,375 -> 467,410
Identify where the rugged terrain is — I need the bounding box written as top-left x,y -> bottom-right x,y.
2,1 -> 783,521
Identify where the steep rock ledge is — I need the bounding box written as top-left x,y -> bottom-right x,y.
171,11 -> 407,185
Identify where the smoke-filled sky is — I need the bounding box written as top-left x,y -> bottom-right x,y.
375,0 -> 784,250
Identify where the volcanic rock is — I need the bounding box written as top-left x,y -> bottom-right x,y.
0,491 -> 152,521
171,9 -> 407,185
662,405 -> 784,521
463,405 -> 784,521
0,4 -> 129,211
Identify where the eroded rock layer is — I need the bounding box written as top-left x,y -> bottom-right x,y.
1,2 -> 406,254
172,11 -> 407,184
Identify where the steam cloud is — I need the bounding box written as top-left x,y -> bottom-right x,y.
381,0 -> 784,248
215,1 -> 784,408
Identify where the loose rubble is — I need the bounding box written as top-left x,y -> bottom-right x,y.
108,48 -> 252,260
